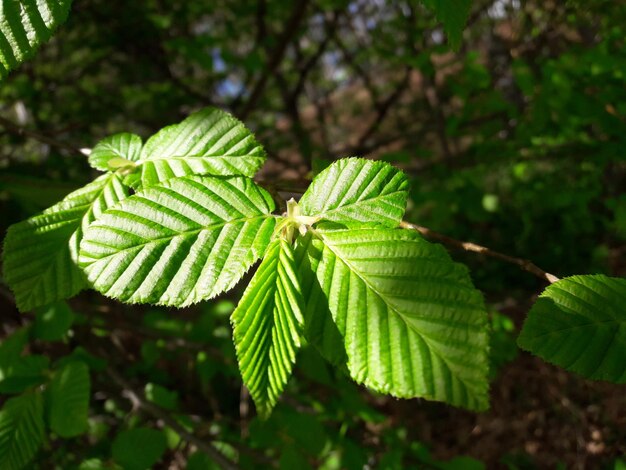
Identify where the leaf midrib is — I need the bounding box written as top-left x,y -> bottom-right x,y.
88,214 -> 275,261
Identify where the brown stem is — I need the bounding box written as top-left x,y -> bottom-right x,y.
239,0 -> 311,119
399,221 -> 560,284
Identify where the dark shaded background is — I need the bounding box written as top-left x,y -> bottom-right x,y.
1,0 -> 625,468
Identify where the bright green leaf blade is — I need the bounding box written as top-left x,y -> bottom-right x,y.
518,275 -> 626,383
138,107 -> 266,188
0,0 -> 72,80
231,238 -> 304,418
79,176 -> 276,307
111,428 -> 167,470
89,133 -> 142,171
32,301 -> 74,341
48,361 -> 90,437
296,226 -> 489,410
421,0 -> 472,49
299,158 -> 409,227
3,173 -> 130,311
0,391 -> 45,470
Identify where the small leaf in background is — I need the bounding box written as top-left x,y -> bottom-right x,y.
33,302 -> 75,341
518,275 -> 626,383
279,446 -> 312,470
0,0 -> 73,80
88,133 -> 143,172
111,428 -> 167,470
231,239 -> 304,418
0,329 -> 29,376
0,391 -> 45,470
489,312 -> 518,379
186,451 -> 221,470
300,158 -> 409,227
422,0 -> 472,50
48,361 -> 91,437
0,355 -> 49,394
145,383 -> 179,411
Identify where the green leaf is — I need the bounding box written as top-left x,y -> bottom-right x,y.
137,107 -> 266,188
112,428 -> 167,470
0,355 -> 49,394
0,329 -> 29,377
0,391 -> 45,470
0,0 -> 73,80
89,133 -> 142,171
79,458 -> 122,470
3,173 -> 129,311
48,361 -> 90,437
231,239 -> 304,418
299,158 -> 409,227
32,301 -> 74,341
422,0 -> 472,49
186,451 -> 221,470
79,176 -> 276,307
144,383 -> 178,411
518,275 -> 626,383
296,226 -> 489,410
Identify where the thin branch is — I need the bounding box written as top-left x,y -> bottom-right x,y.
400,221 -> 560,284
239,0 -> 311,119
106,367 -> 240,470
0,116 -> 85,157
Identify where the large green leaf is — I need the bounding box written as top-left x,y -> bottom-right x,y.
0,0 -> 73,80
0,391 -> 45,470
79,176 -> 276,307
137,107 -> 266,188
231,238 -> 304,418
48,361 -> 90,437
296,225 -> 489,410
3,173 -> 129,311
518,275 -> 626,383
299,158 -> 409,227
89,133 -> 142,171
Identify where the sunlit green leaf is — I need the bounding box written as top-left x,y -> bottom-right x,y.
3,173 -> 129,311
89,133 -> 142,171
518,275 -> 626,383
232,239 -> 304,418
137,107 -> 266,188
300,158 -> 409,227
0,0 -> 73,80
79,176 -> 276,306
296,225 -> 489,410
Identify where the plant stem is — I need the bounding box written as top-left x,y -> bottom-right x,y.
399,221 -> 560,284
